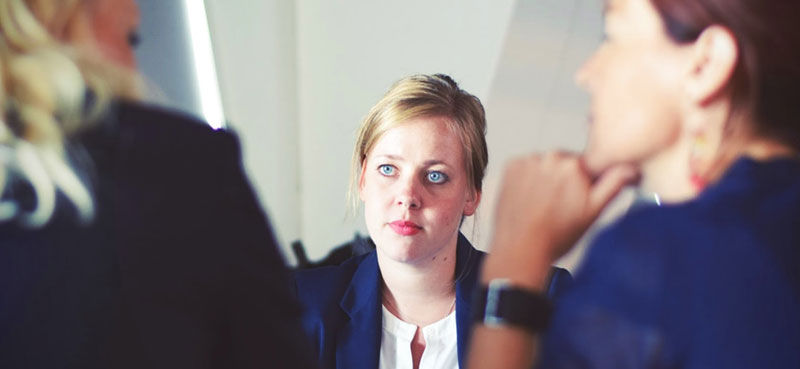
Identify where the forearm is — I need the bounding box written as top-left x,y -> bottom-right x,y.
468,155 -> 634,369
467,242 -> 553,369
468,325 -> 539,369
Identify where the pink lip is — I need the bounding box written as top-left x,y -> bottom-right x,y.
389,220 -> 421,236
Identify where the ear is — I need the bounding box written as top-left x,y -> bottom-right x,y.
463,189 -> 481,216
685,25 -> 739,106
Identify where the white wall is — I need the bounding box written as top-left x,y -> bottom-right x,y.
295,0 -> 516,260
135,0 -> 201,118
201,0 -> 609,268
481,0 -> 608,270
204,0 -> 301,262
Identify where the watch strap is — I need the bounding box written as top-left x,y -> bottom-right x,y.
472,278 -> 553,333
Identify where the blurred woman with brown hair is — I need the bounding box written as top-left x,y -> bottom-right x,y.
469,0 -> 800,368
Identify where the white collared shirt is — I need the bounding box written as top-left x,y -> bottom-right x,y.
379,305 -> 458,369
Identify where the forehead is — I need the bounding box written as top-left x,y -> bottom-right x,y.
604,0 -> 668,36
90,0 -> 136,9
89,0 -> 139,20
604,0 -> 632,20
370,116 -> 464,162
604,0 -> 631,12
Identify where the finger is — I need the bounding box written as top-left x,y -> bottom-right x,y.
587,164 -> 638,217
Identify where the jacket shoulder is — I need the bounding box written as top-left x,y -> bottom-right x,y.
79,100 -> 246,194
113,101 -> 239,158
293,253 -> 370,315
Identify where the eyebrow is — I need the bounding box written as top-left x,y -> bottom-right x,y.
603,0 -> 614,15
373,154 -> 451,167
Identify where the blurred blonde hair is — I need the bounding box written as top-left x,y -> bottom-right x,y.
0,0 -> 140,227
348,74 -> 488,215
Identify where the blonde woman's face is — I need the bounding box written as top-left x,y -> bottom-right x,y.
359,116 -> 480,265
576,0 -> 690,174
85,0 -> 140,68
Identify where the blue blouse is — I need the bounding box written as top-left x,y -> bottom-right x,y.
539,157 -> 800,369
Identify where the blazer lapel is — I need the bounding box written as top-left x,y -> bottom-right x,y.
336,251 -> 382,369
333,234 -> 485,368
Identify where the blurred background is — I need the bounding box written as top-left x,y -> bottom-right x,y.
133,0 -> 612,271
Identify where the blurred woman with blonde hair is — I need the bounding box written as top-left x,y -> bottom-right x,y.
0,1 -> 313,368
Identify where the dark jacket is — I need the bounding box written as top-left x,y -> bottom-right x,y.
295,233 -> 572,369
0,101 -> 314,369
539,157 -> 800,369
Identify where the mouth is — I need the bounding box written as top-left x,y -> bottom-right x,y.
388,220 -> 422,236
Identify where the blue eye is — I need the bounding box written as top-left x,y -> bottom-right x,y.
378,164 -> 395,176
427,171 -> 448,184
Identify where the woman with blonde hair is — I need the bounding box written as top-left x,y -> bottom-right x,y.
0,1 -> 313,368
295,74 -> 571,369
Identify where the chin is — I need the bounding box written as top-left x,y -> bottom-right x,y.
381,240 -> 438,264
584,146 -> 642,178
583,150 -> 614,177
376,236 -> 423,262
385,248 -> 427,265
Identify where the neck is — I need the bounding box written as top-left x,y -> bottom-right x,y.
378,235 -> 458,327
640,128 -> 797,203
705,137 -> 798,181
698,111 -> 797,184
741,138 -> 797,162
640,131 -> 697,203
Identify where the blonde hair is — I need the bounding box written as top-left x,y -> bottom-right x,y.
348,74 -> 488,214
0,0 -> 140,227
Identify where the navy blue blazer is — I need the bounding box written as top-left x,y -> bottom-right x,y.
0,101 -> 314,369
294,233 -> 571,369
539,157 -> 800,369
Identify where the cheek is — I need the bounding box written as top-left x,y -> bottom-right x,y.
587,112 -> 681,172
89,7 -> 137,67
429,192 -> 468,227
361,183 -> 383,212
585,53 -> 683,171
362,192 -> 385,239
361,175 -> 394,218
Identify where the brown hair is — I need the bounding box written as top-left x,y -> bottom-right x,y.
651,0 -> 800,150
348,74 -> 488,213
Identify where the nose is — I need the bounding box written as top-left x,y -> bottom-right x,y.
395,176 -> 421,210
574,51 -> 598,90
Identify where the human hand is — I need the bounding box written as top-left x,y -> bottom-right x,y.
483,151 -> 637,288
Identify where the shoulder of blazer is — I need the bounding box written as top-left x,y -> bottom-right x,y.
122,101 -> 238,156
293,252 -> 373,317
79,100 -> 241,171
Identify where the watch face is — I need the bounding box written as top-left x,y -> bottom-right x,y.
483,282 -> 505,326
482,278 -> 512,326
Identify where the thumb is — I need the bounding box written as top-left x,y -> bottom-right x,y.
587,164 -> 638,217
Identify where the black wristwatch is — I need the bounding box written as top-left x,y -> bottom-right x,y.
472,278 -> 553,333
